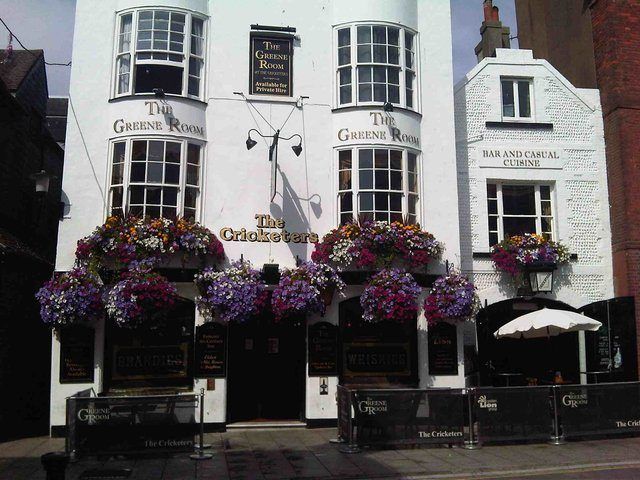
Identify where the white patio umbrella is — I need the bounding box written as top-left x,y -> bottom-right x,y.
494,307 -> 602,339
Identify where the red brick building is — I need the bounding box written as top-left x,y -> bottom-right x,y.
517,0 -> 640,370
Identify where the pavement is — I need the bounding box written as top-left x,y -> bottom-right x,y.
2,428 -> 640,480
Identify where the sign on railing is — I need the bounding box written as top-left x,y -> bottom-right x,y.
67,393 -> 197,457
557,382 -> 640,438
472,386 -> 551,442
350,388 -> 465,447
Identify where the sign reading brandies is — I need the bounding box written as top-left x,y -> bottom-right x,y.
250,35 -> 293,96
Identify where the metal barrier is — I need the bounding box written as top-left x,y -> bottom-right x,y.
337,387 -> 465,450
66,390 -> 198,459
471,386 -> 552,444
336,382 -> 640,452
555,382 -> 640,439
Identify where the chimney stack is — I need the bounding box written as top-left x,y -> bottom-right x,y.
475,0 -> 511,63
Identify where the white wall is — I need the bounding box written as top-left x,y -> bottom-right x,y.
52,0 -> 459,429
454,48 -> 613,309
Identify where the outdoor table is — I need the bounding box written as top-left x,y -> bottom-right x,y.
494,372 -> 523,386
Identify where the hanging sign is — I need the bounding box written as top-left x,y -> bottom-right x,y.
194,322 -> 227,378
428,323 -> 458,376
250,35 -> 293,96
60,326 -> 95,383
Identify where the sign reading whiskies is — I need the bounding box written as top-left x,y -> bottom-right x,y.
250,35 -> 293,96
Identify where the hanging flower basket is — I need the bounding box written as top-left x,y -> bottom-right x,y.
271,261 -> 345,321
194,260 -> 266,323
105,269 -> 178,328
312,221 -> 443,271
491,234 -> 569,276
423,273 -> 481,326
76,216 -> 225,269
360,268 -> 421,323
35,266 -> 104,328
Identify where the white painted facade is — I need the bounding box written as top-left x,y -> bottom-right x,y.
51,0 -> 461,431
454,48 -> 613,373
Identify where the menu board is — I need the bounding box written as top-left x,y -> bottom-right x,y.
308,322 -> 338,376
428,323 -> 458,376
60,326 -> 95,383
250,34 -> 293,96
194,322 -> 227,378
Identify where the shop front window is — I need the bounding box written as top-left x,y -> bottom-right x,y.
108,138 -> 202,220
338,147 -> 419,225
336,24 -> 417,110
487,183 -> 554,247
114,9 -> 206,99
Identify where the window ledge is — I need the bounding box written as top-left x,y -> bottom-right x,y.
485,121 -> 553,130
108,94 -> 208,106
472,252 -> 578,261
332,105 -> 422,117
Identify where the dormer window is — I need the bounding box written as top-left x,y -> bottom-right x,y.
501,78 -> 532,120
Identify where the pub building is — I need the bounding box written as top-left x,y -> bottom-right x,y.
48,0 -> 635,441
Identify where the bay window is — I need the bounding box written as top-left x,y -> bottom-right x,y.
338,147 -> 419,225
108,139 -> 203,220
114,9 -> 206,99
487,183 -> 554,247
336,24 -> 417,109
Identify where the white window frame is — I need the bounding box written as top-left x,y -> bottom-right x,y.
334,22 -> 419,112
500,77 -> 534,121
107,137 -> 204,221
112,8 -> 207,100
487,182 -> 555,247
336,146 -> 420,225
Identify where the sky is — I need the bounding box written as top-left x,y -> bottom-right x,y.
0,0 -> 517,97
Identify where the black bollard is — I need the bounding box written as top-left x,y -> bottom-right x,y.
41,452 -> 70,480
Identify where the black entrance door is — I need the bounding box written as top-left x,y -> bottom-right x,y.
227,314 -> 305,422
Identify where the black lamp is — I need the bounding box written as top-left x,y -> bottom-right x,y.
291,140 -> 302,157
246,133 -> 258,150
528,268 -> 555,294
30,170 -> 52,194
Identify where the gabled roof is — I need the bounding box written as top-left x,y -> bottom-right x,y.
0,49 -> 43,92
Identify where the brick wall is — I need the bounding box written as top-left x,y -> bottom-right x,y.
591,0 -> 640,370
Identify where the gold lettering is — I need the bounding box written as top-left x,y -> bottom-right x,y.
219,227 -> 234,241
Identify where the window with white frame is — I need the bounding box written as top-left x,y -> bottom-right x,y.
336,24 -> 417,109
109,139 -> 202,220
487,183 -> 554,247
338,147 -> 419,225
115,9 -> 206,98
501,78 -> 532,119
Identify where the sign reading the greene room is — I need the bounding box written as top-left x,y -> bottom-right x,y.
250,35 -> 293,96
112,101 -> 205,137
337,112 -> 420,148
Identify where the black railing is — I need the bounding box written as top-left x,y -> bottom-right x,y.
337,382 -> 640,450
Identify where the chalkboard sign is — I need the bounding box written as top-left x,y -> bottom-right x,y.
250,34 -> 293,96
308,322 -> 338,376
60,326 -> 95,383
428,322 -> 458,376
194,322 -> 226,378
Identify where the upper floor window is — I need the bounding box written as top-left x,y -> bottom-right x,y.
501,78 -> 532,120
487,183 -> 553,247
115,9 -> 206,99
338,147 -> 419,225
109,139 -> 202,221
336,24 -> 417,110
